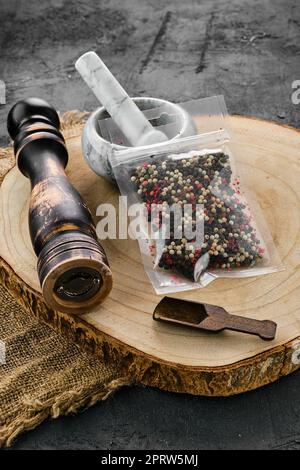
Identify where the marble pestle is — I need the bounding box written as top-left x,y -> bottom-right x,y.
75,51 -> 168,147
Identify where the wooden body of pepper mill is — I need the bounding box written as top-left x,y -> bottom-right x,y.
7,97 -> 113,314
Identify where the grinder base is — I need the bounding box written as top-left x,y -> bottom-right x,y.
38,231 -> 112,313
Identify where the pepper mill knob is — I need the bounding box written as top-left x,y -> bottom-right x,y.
7,97 -> 60,140
7,97 -> 113,314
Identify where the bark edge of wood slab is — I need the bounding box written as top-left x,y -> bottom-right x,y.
7,98 -> 112,313
1,113 -> 300,396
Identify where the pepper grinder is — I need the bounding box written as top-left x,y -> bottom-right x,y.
7,97 -> 113,314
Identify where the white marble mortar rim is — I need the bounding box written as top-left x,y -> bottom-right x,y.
84,96 -> 193,152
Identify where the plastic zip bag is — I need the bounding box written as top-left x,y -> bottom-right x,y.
108,97 -> 283,294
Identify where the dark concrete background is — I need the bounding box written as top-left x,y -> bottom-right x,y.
1,0 -> 300,450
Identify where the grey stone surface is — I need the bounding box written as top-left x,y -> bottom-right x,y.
1,0 -> 300,450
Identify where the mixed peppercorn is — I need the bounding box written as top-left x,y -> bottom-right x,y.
130,150 -> 264,281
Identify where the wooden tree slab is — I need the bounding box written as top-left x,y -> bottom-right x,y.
1,114 -> 300,396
